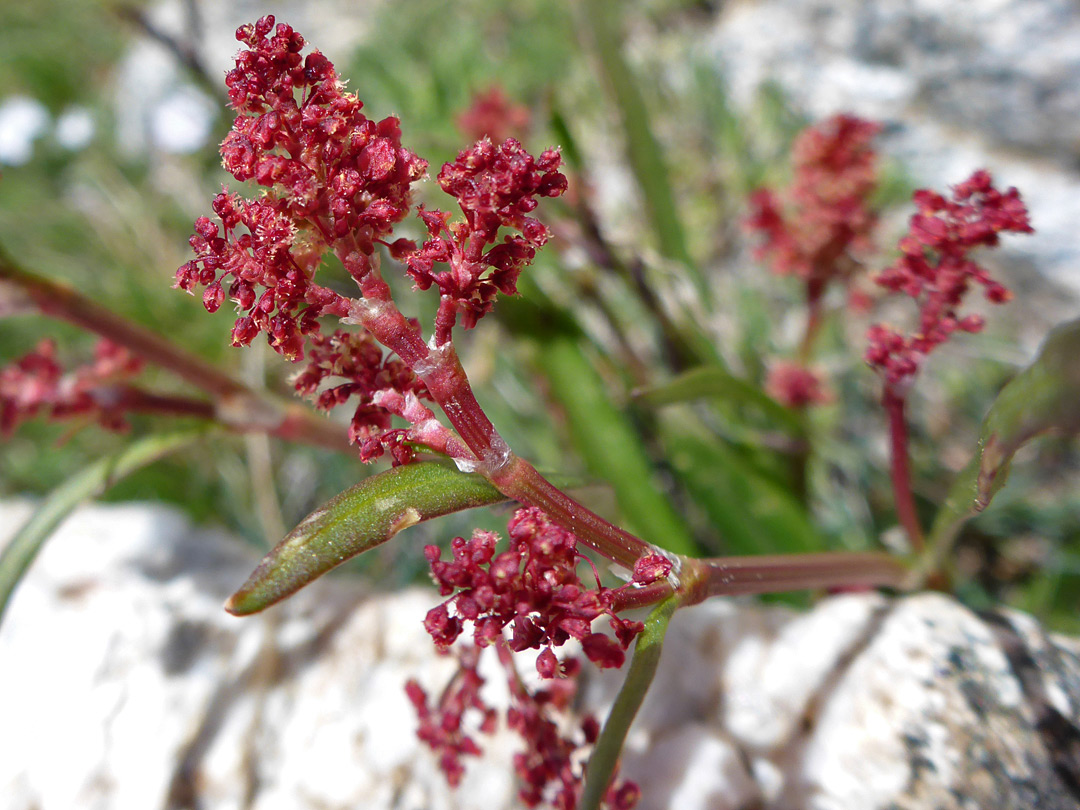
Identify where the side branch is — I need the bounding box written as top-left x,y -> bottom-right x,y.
686,550 -> 908,604
0,252 -> 349,453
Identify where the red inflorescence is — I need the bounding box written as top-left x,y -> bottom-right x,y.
866,170 -> 1033,385
411,510 -> 664,805
292,328 -> 431,462
406,138 -> 568,334
0,339 -> 144,436
764,359 -> 831,409
404,646 -> 495,788
747,114 -> 881,290
407,645 -> 640,809
176,15 -> 426,361
456,85 -> 532,145
421,507 -> 647,675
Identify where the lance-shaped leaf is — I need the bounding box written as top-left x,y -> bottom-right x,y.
0,429 -> 205,627
225,462 -> 507,615
580,595 -> 680,810
929,317 -> 1080,551
637,365 -> 804,434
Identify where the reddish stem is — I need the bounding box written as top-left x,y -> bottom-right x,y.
883,383 -> 925,551
687,550 -> 907,604
92,385 -> 217,420
339,256 -> 657,569
492,457 -> 652,570
0,255 -> 350,453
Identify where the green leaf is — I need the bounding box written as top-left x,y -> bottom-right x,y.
225,462 -> 508,615
580,0 -> 695,280
929,317 -> 1080,549
637,365 -> 805,434
662,412 -> 821,556
0,429 -> 205,627
580,595 -> 679,810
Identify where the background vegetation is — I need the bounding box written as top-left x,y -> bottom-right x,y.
2,0 -> 1077,628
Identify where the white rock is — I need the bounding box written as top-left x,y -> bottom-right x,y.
2,502 -> 1078,809
705,0 -> 1080,296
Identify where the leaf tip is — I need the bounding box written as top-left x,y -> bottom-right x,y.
224,588 -> 263,616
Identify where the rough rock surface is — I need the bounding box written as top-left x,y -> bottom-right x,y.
2,501 -> 1079,809
704,0 -> 1080,299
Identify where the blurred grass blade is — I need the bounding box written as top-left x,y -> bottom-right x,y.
225,462 -> 507,615
537,334 -> 700,557
0,429 -> 205,627
929,317 -> 1080,550
637,365 -> 804,434
579,0 -> 697,284
580,595 -> 679,810
662,414 -> 820,556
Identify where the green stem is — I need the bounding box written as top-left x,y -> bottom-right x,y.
579,0 -> 695,278
580,595 -> 680,810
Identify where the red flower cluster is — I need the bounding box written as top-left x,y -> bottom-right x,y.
176,15 -> 426,361
866,170 -> 1033,385
747,114 -> 881,289
405,646 -> 495,788
456,85 -> 532,144
765,359 -> 831,409
502,646 -> 639,810
176,193 -> 347,361
422,507 -> 651,675
223,16 -> 425,246
292,328 -> 432,462
406,645 -> 639,809
0,339 -> 143,436
406,138 -> 568,339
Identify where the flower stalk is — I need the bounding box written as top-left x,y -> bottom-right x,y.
0,251 -> 349,452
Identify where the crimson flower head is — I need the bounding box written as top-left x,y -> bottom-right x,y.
176,15 -> 426,361
422,507 -> 651,676
407,138 -> 568,337
747,114 -> 881,289
765,359 -> 831,409
0,339 -> 144,436
866,170 -> 1033,386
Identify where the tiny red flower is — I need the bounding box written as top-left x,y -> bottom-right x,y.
764,359 -> 831,409
867,170 -> 1032,385
747,114 -> 881,289
0,339 -> 144,436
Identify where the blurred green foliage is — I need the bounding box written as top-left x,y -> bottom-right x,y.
0,0 -> 1077,628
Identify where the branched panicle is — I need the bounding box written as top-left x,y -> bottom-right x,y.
292,329 -> 432,463
0,339 -> 143,435
177,18 -> 566,463
407,644 -> 640,809
422,507 -> 650,674
866,170 -> 1033,385
404,646 -> 495,788
747,114 -> 881,287
176,14 -> 426,361
407,138 -> 568,336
